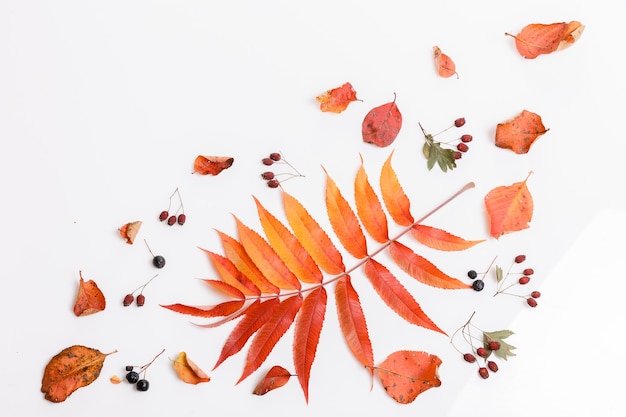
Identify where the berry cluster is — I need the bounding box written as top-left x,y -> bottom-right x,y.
494,254 -> 541,307
260,151 -> 304,189
122,273 -> 159,307
466,256 -> 497,292
420,117 -> 474,172
158,187 -> 186,226
451,312 -> 516,380
123,349 -> 165,392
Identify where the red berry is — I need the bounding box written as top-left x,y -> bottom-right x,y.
159,211 -> 169,221
523,268 -> 534,275
531,291 -> 541,298
167,215 -> 176,226
527,298 -> 538,307
463,353 -> 476,363
487,361 -> 498,373
476,347 -> 488,358
177,214 -> 186,225
123,294 -> 134,307
518,276 -> 530,285
454,151 -> 462,160
261,171 -> 275,180
454,117 -> 466,127
136,294 -> 146,307
478,367 -> 489,379
461,134 -> 473,142
267,179 -> 280,188
269,152 -> 281,161
262,158 -> 274,166
488,341 -> 500,351
457,143 -> 469,152
514,254 -> 526,263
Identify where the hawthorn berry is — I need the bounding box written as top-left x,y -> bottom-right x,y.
518,276 -> 530,285
261,171 -> 275,180
136,294 -> 146,307
158,210 -> 169,222
531,291 -> 541,298
261,157 -> 274,166
463,353 -> 476,363
136,379 -> 150,392
467,270 -> 478,279
123,294 -> 134,307
527,298 -> 538,307
126,371 -> 140,384
461,134 -> 473,143
123,273 -> 158,308
177,214 -> 186,226
523,268 -> 534,275
160,187 -> 185,226
269,152 -> 281,161
454,151 -> 462,160
267,179 -> 280,188
515,254 -> 526,263
478,367 -> 489,379
488,341 -> 500,351
454,117 -> 466,127
457,143 -> 469,152
167,215 -> 176,226
487,361 -> 499,373
476,347 -> 488,358
472,279 -> 485,291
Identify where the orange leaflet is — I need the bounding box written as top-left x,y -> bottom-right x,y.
254,197 -> 323,284
506,21 -> 585,59
216,230 -> 280,294
200,279 -> 245,300
376,350 -> 442,404
173,352 -> 211,384
495,110 -> 549,154
234,215 -> 301,291
362,93 -> 402,147
213,299 -> 279,370
484,172 -> 534,238
363,259 -> 445,335
380,151 -> 414,227
388,241 -> 471,290
433,46 -> 458,78
193,155 -> 234,175
354,155 -> 389,243
283,192 -> 345,275
315,82 -> 360,113
293,287 -> 327,403
324,168 -> 368,259
253,365 -> 292,395
200,249 -> 261,297
119,220 -> 142,244
238,294 -> 303,384
41,345 -> 117,403
73,271 -> 106,317
160,299 -> 244,318
410,224 -> 485,251
334,276 -> 374,371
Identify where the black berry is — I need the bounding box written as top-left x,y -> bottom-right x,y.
467,270 -> 478,279
126,371 -> 140,384
125,365 -> 134,372
472,279 -> 485,291
136,379 -> 150,391
159,210 -> 169,221
152,255 -> 166,269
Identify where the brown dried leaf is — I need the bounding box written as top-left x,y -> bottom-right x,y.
73,271 -> 106,316
173,352 -> 211,384
119,220 -> 142,244
193,155 -> 234,175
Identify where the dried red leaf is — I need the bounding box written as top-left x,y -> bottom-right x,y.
495,110 -> 549,154
173,352 -> 211,384
433,46 -> 458,78
506,21 -> 585,59
362,94 -> 402,147
316,82 -> 360,113
376,350 -> 442,404
41,345 -> 116,402
253,365 -> 292,395
73,271 -> 106,317
193,155 -> 234,175
119,220 -> 142,244
484,172 -> 534,238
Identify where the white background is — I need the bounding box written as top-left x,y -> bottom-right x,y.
1,1 -> 624,416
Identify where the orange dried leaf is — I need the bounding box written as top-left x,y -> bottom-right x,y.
410,224 -> 485,251
160,299 -> 244,318
484,172 -> 534,238
73,271 -> 106,317
41,345 -> 116,403
355,155 -> 389,243
363,259 -> 445,335
389,241 -> 472,290
193,155 -> 234,175
362,94 -> 402,147
283,192 -> 345,275
506,21 -> 585,59
200,279 -> 245,300
433,46 -> 458,78
335,276 -> 374,371
380,150 -> 414,227
316,82 -> 360,113
173,352 -> 211,384
495,110 -> 549,154
376,350 -> 442,404
119,220 -> 141,244
253,365 -> 292,395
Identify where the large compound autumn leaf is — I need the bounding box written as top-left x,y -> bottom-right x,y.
165,152 -> 481,403
484,173 -> 534,238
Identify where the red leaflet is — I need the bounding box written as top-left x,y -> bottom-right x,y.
362,94 -> 402,147
354,155 -> 389,243
324,169 -> 368,259
238,295 -> 303,383
363,259 -> 445,334
334,276 -> 374,371
200,249 -> 261,296
283,192 -> 345,275
160,300 -> 244,318
293,287 -> 327,402
410,224 -> 485,251
253,365 -> 292,395
380,151 -> 414,227
388,241 -> 471,290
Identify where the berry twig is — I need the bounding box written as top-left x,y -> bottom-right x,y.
493,254 -> 541,307
261,151 -> 305,188
122,273 -> 159,307
124,348 -> 165,391
420,117 -> 473,172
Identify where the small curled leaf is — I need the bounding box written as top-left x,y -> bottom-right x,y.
252,365 -> 292,395
173,352 -> 211,384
